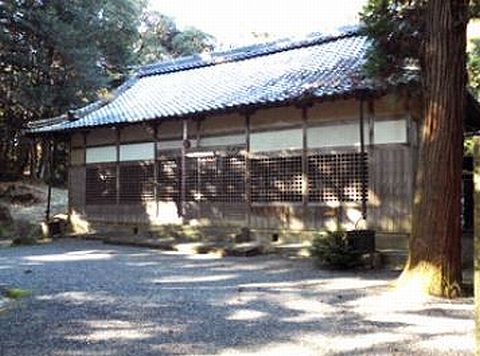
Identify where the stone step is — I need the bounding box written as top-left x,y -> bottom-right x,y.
380,249 -> 408,270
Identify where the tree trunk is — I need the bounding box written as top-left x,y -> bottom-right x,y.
399,0 -> 467,297
474,136 -> 480,355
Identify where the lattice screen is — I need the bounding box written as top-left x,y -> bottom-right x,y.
308,152 -> 368,202
185,154 -> 245,202
119,163 -> 155,203
250,156 -> 303,202
85,165 -> 117,204
157,158 -> 180,201
222,156 -> 246,202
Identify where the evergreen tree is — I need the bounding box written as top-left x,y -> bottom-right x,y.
0,1 -> 214,180
361,0 -> 472,297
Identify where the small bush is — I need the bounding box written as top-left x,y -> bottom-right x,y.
11,220 -> 40,246
0,225 -> 12,239
4,288 -> 31,299
310,230 -> 361,269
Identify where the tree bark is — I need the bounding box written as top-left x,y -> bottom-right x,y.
474,137 -> 480,355
400,0 -> 468,297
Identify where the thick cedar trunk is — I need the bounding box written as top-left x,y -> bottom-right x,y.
401,0 -> 467,297
474,137 -> 480,355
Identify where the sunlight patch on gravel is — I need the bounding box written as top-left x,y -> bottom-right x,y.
36,291 -> 117,305
24,250 -> 115,262
226,309 -> 268,321
67,320 -> 179,342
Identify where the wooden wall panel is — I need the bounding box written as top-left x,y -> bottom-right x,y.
308,99 -> 358,123
368,145 -> 413,233
69,166 -> 86,213
70,148 -> 84,166
157,120 -> 183,139
201,113 -> 245,134
250,106 -> 302,130
86,128 -> 116,146
120,125 -> 153,143
71,133 -> 84,148
196,202 -> 246,226
250,205 -> 304,230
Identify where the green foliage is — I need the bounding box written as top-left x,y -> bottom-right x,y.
0,1 -> 214,182
11,220 -> 41,246
465,136 -> 475,156
359,0 -> 425,82
361,0 -> 480,90
468,39 -> 480,99
310,231 -> 362,269
136,11 -> 214,64
4,288 -> 31,299
0,225 -> 11,239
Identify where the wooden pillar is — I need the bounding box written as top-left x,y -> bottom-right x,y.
152,124 -> 159,217
367,99 -> 375,149
115,128 -> 121,206
45,137 -> 54,221
82,132 -> 87,214
181,119 -> 188,219
302,106 -> 309,226
359,97 -> 367,220
365,98 -> 378,229
196,119 -> 202,220
67,134 -> 72,221
245,114 -> 251,228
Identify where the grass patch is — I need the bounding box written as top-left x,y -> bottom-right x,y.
4,288 -> 31,299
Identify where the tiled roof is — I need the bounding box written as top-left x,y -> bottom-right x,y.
30,28 -> 375,133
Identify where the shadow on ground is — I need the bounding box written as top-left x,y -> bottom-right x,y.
0,239 -> 474,355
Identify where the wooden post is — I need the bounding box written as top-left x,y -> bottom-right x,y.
67,134 -> 72,222
474,135 -> 480,351
115,128 -> 120,205
367,99 -> 375,149
45,138 -> 53,221
181,119 -> 188,219
302,106 -> 309,226
245,114 -> 251,228
82,132 -> 87,214
359,97 -> 367,220
196,119 -> 202,220
153,124 -> 159,217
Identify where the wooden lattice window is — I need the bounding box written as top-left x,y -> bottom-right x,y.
250,156 -> 303,202
119,163 -> 154,203
185,157 -> 199,201
308,152 -> 368,202
185,154 -> 245,202
85,165 -> 117,204
157,158 -> 180,201
222,156 -> 246,202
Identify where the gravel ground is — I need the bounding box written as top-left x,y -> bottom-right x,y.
0,239 -> 474,356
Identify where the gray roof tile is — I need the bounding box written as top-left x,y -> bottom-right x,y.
31,29 -> 373,133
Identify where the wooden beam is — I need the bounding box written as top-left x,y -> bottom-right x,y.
115,128 -> 120,205
367,99 -> 375,149
45,139 -> 53,221
152,124 -> 159,217
181,119 -> 188,219
67,134 -> 72,221
359,98 -> 367,220
196,119 -> 202,220
245,114 -> 251,228
302,106 -> 309,225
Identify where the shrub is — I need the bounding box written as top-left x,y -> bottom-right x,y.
310,230 -> 362,269
0,225 -> 12,239
11,220 -> 40,246
4,288 -> 31,299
